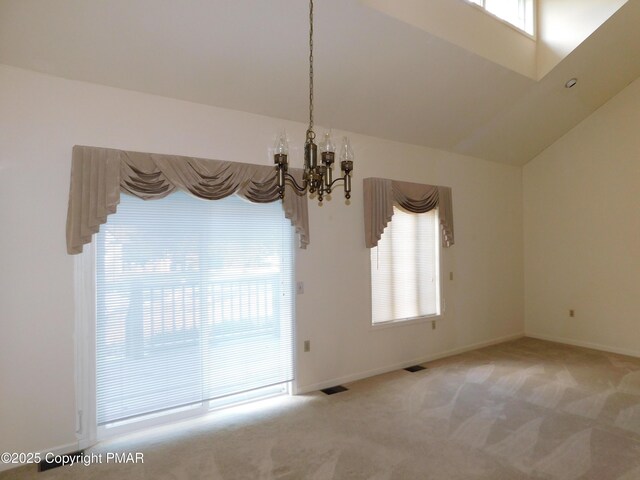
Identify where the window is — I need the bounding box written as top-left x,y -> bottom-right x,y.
467,0 -> 535,36
370,206 -> 440,325
93,191 -> 294,430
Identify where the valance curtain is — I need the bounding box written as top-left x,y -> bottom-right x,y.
66,145 -> 310,254
363,177 -> 454,248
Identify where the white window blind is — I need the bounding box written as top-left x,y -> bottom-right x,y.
370,206 -> 440,324
95,192 -> 294,425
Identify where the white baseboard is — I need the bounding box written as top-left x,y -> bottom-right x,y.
0,441 -> 81,473
525,332 -> 640,359
295,332 -> 525,394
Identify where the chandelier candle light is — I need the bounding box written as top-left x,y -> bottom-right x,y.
273,0 -> 354,203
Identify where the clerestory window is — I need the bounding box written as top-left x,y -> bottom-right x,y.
467,0 -> 535,36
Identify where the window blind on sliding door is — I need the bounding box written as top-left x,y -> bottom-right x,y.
95,191 -> 294,425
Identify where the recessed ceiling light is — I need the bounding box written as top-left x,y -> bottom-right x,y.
565,78 -> 578,89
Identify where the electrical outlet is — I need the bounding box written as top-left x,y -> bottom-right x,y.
432,320 -> 436,330
449,271 -> 453,281
297,281 -> 304,294
303,340 -> 311,352
569,309 -> 575,317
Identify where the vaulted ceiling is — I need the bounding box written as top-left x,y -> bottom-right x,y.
1,0 -> 639,165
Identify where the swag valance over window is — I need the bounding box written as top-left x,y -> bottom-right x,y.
66,145 -> 310,254
363,177 -> 454,248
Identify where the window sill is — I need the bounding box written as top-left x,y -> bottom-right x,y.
371,313 -> 442,331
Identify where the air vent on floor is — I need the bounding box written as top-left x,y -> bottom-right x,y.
321,385 -> 348,395
38,450 -> 85,472
404,365 -> 427,372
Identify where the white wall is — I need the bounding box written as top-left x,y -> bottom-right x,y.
536,0 -> 628,79
0,64 -> 524,461
362,0 -> 536,79
524,76 -> 640,356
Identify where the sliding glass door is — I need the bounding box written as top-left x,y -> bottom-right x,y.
94,192 -> 294,428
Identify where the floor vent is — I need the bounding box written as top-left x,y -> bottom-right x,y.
404,365 -> 427,372
321,385 -> 348,395
38,450 -> 85,472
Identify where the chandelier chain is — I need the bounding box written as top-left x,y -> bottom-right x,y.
307,0 -> 315,141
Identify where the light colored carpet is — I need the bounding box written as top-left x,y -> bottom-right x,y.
4,337 -> 640,479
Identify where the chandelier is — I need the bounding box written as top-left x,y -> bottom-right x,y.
273,0 -> 354,203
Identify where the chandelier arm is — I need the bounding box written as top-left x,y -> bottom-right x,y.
327,175 -> 352,199
283,172 -> 308,193
328,177 -> 347,189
